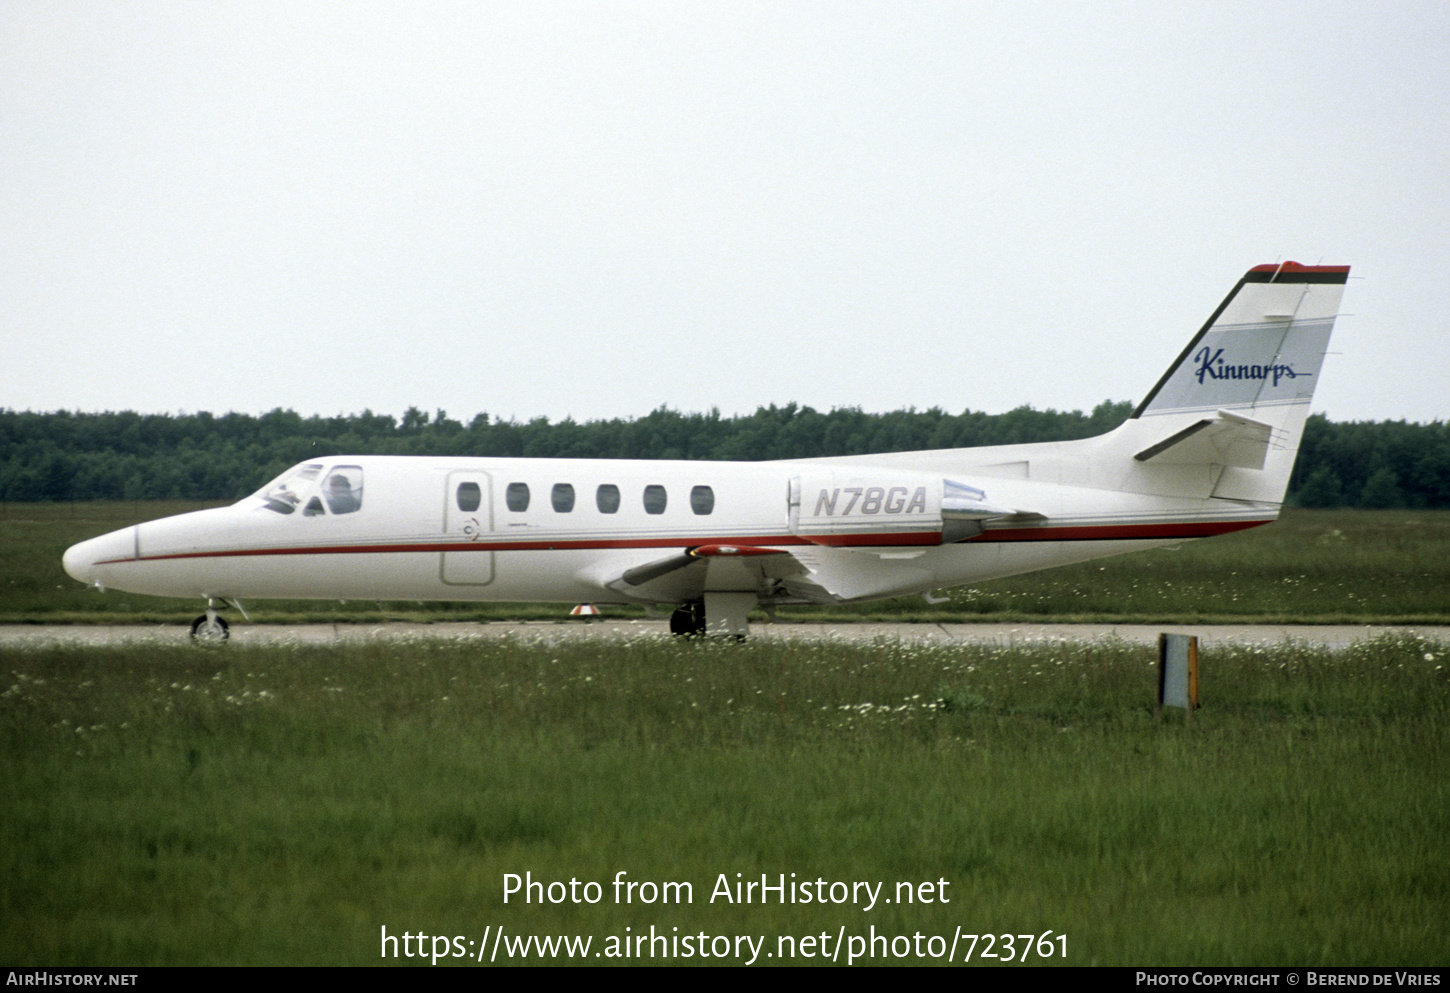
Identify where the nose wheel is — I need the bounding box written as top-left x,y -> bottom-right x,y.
190,604 -> 231,642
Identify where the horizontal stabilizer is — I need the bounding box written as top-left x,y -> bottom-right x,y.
1134,408 -> 1273,470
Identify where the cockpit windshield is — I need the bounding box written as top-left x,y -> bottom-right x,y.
255,463 -> 364,515
256,463 -> 322,514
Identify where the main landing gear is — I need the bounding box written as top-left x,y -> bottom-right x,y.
669,601 -> 706,636
668,593 -> 757,638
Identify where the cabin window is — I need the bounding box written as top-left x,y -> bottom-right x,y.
643,484 -> 667,514
506,482 -> 530,512
690,485 -> 715,515
596,484 -> 620,514
323,466 -> 363,514
456,481 -> 481,512
304,496 -> 326,517
552,483 -> 576,512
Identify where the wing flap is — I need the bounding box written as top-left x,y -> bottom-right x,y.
777,545 -> 935,603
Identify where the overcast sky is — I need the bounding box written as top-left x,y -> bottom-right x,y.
4,2 -> 1447,428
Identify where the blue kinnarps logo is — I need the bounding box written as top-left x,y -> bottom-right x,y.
1194,347 -> 1306,388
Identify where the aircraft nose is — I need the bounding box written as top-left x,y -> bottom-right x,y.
63,527 -> 136,589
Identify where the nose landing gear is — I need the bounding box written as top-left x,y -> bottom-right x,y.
190,611 -> 230,642
189,598 -> 244,642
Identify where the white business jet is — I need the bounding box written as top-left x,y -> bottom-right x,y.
63,262 -> 1349,640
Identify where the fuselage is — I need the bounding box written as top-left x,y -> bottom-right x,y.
62,452 -> 1271,607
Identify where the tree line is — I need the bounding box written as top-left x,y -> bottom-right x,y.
1,404 -> 1445,508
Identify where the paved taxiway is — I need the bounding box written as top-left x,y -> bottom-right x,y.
1,621 -> 1445,649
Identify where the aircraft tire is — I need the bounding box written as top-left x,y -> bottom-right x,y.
669,601 -> 706,637
190,614 -> 230,642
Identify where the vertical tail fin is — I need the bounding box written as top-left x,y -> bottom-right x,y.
1133,262 -> 1349,419
1124,262 -> 1349,504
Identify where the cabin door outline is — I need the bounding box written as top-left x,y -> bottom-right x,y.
440,470 -> 495,586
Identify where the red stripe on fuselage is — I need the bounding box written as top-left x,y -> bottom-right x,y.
95,519 -> 1271,566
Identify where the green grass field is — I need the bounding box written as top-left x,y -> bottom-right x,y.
4,503 -> 1447,966
2,632 -> 1446,965
4,502 -> 1450,624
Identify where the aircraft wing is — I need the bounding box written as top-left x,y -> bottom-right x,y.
594,542 -> 940,607
775,545 -> 939,603
588,544 -> 800,603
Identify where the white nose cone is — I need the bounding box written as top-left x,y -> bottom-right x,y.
62,528 -> 135,590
